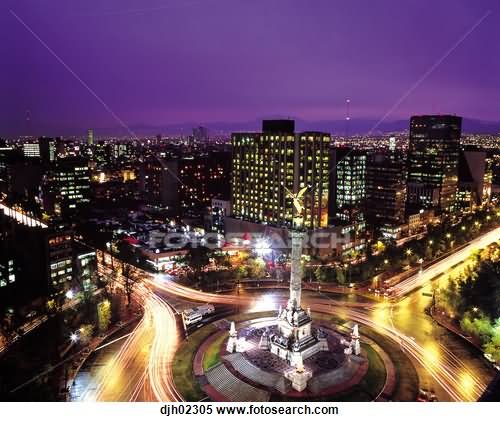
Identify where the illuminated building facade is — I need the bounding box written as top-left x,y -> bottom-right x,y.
49,158 -> 91,217
231,120 -> 330,230
329,147 -> 366,225
406,115 -> 461,214
140,152 -> 230,216
366,152 -> 406,228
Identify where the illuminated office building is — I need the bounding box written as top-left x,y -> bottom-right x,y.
406,115 -> 461,214
50,158 -> 91,217
329,147 -> 366,225
231,120 -> 330,230
366,152 -> 406,228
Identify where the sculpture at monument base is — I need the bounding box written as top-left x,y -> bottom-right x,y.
341,324 -> 361,357
226,321 -> 238,353
268,230 -> 328,381
284,355 -> 312,392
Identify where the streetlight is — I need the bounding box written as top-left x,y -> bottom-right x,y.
405,248 -> 412,256
446,233 -> 451,239
70,333 -> 79,343
65,290 -> 74,300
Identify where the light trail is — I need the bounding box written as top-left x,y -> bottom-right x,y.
90,225 -> 499,402
392,227 -> 500,298
85,266 -> 182,402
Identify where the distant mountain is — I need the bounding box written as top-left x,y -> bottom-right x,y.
101,117 -> 500,137
16,117 -> 500,139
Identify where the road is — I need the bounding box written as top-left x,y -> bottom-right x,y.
72,225 -> 499,402
71,264 -> 182,402
392,226 -> 500,297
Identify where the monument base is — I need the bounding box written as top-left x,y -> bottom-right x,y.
285,367 -> 312,392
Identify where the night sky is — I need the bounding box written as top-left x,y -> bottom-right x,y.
1,0 -> 499,136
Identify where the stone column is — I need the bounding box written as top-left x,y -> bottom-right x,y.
289,230 -> 304,309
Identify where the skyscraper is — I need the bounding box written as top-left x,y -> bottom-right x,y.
193,126 -> 209,144
456,147 -> 488,212
38,136 -> 56,165
329,147 -> 366,225
231,120 -> 330,230
406,115 -> 461,214
87,129 -> 94,146
366,152 -> 406,229
45,157 -> 91,218
23,141 -> 40,158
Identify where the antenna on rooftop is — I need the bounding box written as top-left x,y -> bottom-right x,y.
345,99 -> 351,138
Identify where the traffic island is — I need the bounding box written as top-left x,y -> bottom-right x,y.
173,310 -> 416,402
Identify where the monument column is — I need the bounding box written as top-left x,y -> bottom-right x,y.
289,230 -> 304,309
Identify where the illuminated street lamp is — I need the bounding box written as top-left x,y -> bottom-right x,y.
65,290 -> 74,300
70,333 -> 79,343
405,248 -> 412,256
446,233 -> 451,239
461,226 -> 466,231
384,259 -> 389,265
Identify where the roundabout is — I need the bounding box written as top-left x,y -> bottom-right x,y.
173,310 -> 418,402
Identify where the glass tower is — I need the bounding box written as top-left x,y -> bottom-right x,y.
406,115 -> 461,214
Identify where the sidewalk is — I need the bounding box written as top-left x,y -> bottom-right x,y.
430,308 -> 482,350
61,309 -> 142,401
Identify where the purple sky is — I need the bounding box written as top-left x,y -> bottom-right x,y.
1,0 -> 499,137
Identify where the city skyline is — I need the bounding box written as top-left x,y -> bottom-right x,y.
1,0 -> 499,137
1,0 -> 499,408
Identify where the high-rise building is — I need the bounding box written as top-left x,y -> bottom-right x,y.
366,152 -> 406,229
0,209 -> 74,303
193,126 -> 209,144
231,120 -> 330,230
87,129 -> 94,146
406,115 -> 461,214
38,136 -> 56,165
23,141 -> 40,158
456,147 -> 488,212
140,152 -> 231,216
0,149 -> 43,213
329,147 -> 366,225
46,158 -> 91,217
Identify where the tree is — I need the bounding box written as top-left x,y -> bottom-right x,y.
234,265 -> 248,281
247,257 -> 266,279
117,240 -> 139,307
97,300 -> 111,333
336,266 -> 347,285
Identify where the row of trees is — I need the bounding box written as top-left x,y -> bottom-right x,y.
176,246 -> 267,290
311,204 -> 500,286
440,243 -> 500,361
